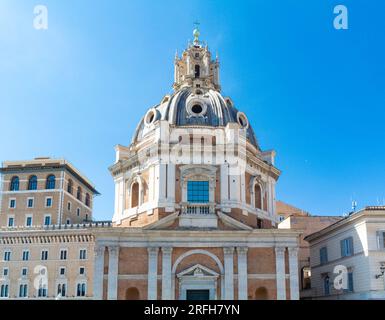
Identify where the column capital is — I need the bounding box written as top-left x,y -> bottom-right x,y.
288,247 -> 299,257
161,247 -> 173,255
94,245 -> 105,257
108,246 -> 119,257
275,246 -> 286,256
236,247 -> 248,255
224,247 -> 235,255
148,247 -> 159,255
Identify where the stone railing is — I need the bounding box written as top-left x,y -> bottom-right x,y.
0,221 -> 112,232
181,203 -> 215,215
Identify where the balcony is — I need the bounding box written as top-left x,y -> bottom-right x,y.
179,203 -> 217,228
181,203 -> 215,215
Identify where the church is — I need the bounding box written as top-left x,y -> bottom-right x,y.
92,28 -> 301,300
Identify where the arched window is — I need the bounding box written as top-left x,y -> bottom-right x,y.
57,284 -> 66,297
77,283 -> 86,297
77,187 -> 82,201
85,193 -> 90,207
19,284 -> 28,298
46,175 -> 55,189
131,182 -> 139,208
254,184 -> 262,210
0,284 -> 9,297
254,287 -> 268,300
28,175 -> 38,190
67,179 -> 73,194
10,176 -> 19,191
194,64 -> 200,78
125,287 -> 140,300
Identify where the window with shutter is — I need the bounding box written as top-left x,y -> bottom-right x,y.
377,231 -> 385,249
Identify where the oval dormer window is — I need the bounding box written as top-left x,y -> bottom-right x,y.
237,112 -> 249,129
144,108 -> 157,126
191,104 -> 203,114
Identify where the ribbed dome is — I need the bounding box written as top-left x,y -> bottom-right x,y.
132,87 -> 260,150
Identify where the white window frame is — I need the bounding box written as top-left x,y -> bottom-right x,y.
25,214 -> 33,227
26,197 -> 34,208
79,249 -> 87,260
45,196 -> 53,208
41,249 -> 48,261
3,250 -> 11,261
21,267 -> 28,277
22,250 -> 30,261
7,215 -> 15,227
8,198 -> 16,209
79,266 -> 86,276
60,249 -> 68,261
18,282 -> 28,298
377,230 -> 385,250
0,283 -> 10,298
2,267 -> 9,277
76,281 -> 87,297
43,214 -> 51,226
59,266 -> 66,277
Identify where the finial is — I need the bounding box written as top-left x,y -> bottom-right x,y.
175,49 -> 178,60
193,21 -> 200,45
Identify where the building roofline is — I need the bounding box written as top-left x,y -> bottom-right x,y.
0,158 -> 100,195
304,206 -> 385,242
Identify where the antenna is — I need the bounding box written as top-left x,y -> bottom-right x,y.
351,200 -> 357,212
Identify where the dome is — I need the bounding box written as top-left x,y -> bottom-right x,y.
132,87 -> 260,150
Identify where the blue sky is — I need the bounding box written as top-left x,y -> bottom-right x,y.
1,0 -> 384,220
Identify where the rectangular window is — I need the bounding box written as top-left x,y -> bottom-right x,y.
60,249 -> 67,260
320,247 -> 328,265
26,216 -> 33,227
67,202 -> 71,211
27,198 -> 34,208
79,249 -> 87,260
377,231 -> 385,249
7,217 -> 14,227
341,237 -> 354,257
21,268 -> 28,276
324,276 -> 330,295
9,199 -> 16,208
45,197 -> 52,207
77,208 -> 80,216
22,250 -> 29,261
44,215 -> 51,226
79,267 -> 85,275
344,272 -> 354,292
41,250 -> 48,261
187,181 -> 209,203
59,267 -> 66,275
3,251 -> 11,261
3,268 -> 9,277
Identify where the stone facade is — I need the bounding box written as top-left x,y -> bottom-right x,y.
0,158 -> 99,299
279,214 -> 342,299
305,207 -> 385,299
0,29 -> 302,300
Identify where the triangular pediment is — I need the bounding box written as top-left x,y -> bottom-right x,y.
217,211 -> 253,230
177,264 -> 219,278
